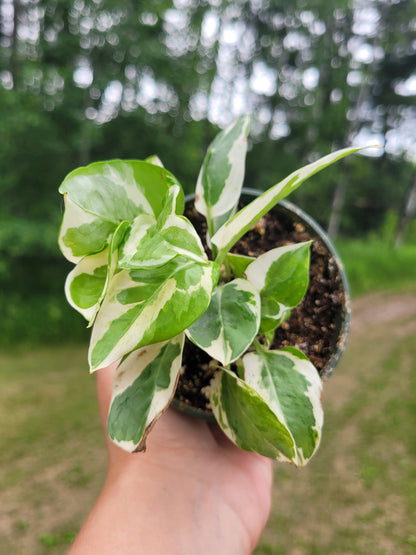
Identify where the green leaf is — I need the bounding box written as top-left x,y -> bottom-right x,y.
107,335 -> 184,452
242,346 -> 323,465
195,115 -> 250,237
212,146 -> 363,264
186,278 -> 260,365
159,214 -> 207,262
245,242 -> 311,333
89,256 -> 219,371
207,369 -> 297,462
155,182 -> 183,229
225,252 -> 254,278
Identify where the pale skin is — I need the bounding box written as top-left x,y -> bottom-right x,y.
69,361 -> 273,554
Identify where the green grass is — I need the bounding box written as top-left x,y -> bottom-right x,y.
0,345 -> 106,554
1,291 -> 416,553
336,239 -> 416,297
39,530 -> 77,549
255,291 -> 416,554
1,236 -> 415,347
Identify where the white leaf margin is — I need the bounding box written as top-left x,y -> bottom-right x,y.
108,334 -> 184,453
243,347 -> 324,466
212,146 -> 365,263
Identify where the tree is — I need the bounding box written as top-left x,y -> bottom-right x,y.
1,0 -> 415,343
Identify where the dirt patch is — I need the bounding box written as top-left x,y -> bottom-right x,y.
324,291 -> 416,408
0,438 -> 106,555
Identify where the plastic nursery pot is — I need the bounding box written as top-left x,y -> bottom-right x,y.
172,188 -> 351,421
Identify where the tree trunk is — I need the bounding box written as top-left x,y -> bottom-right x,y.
10,0 -> 21,87
394,173 -> 416,248
327,177 -> 347,240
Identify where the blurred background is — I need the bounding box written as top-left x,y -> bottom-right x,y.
0,0 -> 415,553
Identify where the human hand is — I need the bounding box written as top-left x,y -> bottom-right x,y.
69,361 -> 273,555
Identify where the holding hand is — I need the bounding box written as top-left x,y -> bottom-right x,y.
69,361 -> 273,555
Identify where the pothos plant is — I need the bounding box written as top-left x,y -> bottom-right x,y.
59,115 -> 360,466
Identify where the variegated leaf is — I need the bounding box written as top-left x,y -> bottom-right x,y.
107,335 -> 184,452
59,159 -> 183,221
118,214 -> 165,269
155,182 -> 181,229
245,242 -> 311,332
65,248 -> 109,322
186,278 -> 260,365
207,368 -> 297,462
119,185 -> 207,270
212,146 -> 363,264
58,195 -> 116,263
58,160 -> 184,263
64,221 -> 130,324
242,346 -> 323,465
159,214 -> 208,262
145,154 -> 164,167
195,115 -> 250,237
89,256 -> 220,371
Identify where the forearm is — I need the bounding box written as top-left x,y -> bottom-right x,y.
69,465 -> 192,554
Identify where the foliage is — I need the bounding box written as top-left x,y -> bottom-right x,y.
336,238 -> 416,298
1,0 -> 416,350
58,116 -> 360,464
1,0 -> 415,240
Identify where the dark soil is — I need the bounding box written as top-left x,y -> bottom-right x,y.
174,202 -> 346,415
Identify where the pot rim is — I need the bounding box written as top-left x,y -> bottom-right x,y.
174,189 -> 351,419
241,187 -> 351,380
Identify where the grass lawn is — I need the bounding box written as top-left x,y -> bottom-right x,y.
336,239 -> 416,298
1,290 -> 416,554
256,291 -> 416,555
0,345 -> 106,554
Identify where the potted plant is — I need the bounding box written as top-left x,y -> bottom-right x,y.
58,115 -> 360,466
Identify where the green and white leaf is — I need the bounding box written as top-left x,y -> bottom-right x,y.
245,242 -> 311,332
155,184 -> 207,263
59,160 -> 183,264
58,195 -> 116,263
212,146 -> 363,263
64,220 -> 130,324
65,248 -> 109,322
119,185 -> 207,270
145,154 -> 164,167
242,346 -> 323,465
59,159 -> 183,222
195,115 -> 250,237
155,181 -> 182,229
207,368 -> 297,462
118,214 -> 167,269
89,220 -> 130,326
89,256 -> 219,371
107,335 -> 184,453
186,278 -> 260,365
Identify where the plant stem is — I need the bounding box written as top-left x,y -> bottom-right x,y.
253,339 -> 266,353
